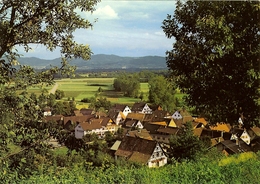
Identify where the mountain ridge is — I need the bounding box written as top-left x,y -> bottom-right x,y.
17,54 -> 167,70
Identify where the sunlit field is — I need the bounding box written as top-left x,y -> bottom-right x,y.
54,78 -> 149,108
24,78 -> 185,109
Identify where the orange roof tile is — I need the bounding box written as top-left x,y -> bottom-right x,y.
209,123 -> 231,132
126,113 -> 145,121
150,121 -> 167,126
194,118 -> 208,126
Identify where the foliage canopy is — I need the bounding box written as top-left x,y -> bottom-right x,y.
148,75 -> 176,112
0,0 -> 99,179
162,1 -> 260,126
113,73 -> 141,98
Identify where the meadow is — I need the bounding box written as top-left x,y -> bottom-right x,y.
25,78 -> 148,109
26,77 -> 185,109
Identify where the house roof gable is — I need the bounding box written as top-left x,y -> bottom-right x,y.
127,129 -> 153,140
78,119 -> 103,131
64,115 -> 94,125
209,123 -> 231,132
115,136 -> 157,158
126,113 -> 145,121
131,102 -> 149,111
157,127 -> 179,135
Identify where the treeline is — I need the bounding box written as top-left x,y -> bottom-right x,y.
62,70 -> 168,80
113,71 -> 178,112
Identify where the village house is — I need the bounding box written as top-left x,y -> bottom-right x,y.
74,108 -> 94,116
101,117 -> 117,134
43,114 -> 64,124
63,115 -> 94,131
153,127 -> 180,144
75,117 -> 116,139
165,118 -> 184,128
215,139 -> 252,156
192,118 -> 208,129
126,112 -> 146,122
151,110 -> 169,121
43,107 -> 52,116
171,108 -> 193,123
240,127 -> 260,145
230,127 -> 244,141
131,102 -> 152,114
209,122 -> 232,133
126,129 -> 153,140
115,136 -> 167,167
108,110 -> 126,125
109,104 -> 131,117
124,119 -> 144,130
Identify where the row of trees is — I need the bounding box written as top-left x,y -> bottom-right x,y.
113,72 -> 178,112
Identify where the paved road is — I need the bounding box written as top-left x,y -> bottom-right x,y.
49,83 -> 59,94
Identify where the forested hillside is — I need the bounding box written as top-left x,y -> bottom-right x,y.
17,55 -> 167,70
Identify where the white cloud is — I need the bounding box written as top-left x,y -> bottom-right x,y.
19,1 -> 175,58
154,31 -> 165,36
92,5 -> 119,20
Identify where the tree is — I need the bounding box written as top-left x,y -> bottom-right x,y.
47,93 -> 56,107
148,75 -> 176,111
55,89 -> 65,100
98,87 -> 103,93
0,0 -> 99,180
89,97 -> 111,111
162,1 -> 260,126
113,73 -> 140,97
139,91 -> 144,101
168,122 -> 207,161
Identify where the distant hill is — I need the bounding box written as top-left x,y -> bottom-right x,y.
18,54 -> 167,70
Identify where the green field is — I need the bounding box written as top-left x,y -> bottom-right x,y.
25,77 -> 185,109
51,78 -> 150,108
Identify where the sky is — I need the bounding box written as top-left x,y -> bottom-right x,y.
20,0 -> 175,59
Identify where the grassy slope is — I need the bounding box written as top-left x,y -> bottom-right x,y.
20,151 -> 260,184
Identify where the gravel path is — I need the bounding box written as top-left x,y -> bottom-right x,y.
49,83 -> 59,94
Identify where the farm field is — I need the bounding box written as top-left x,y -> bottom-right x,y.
24,77 -> 185,109
55,78 -> 150,109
